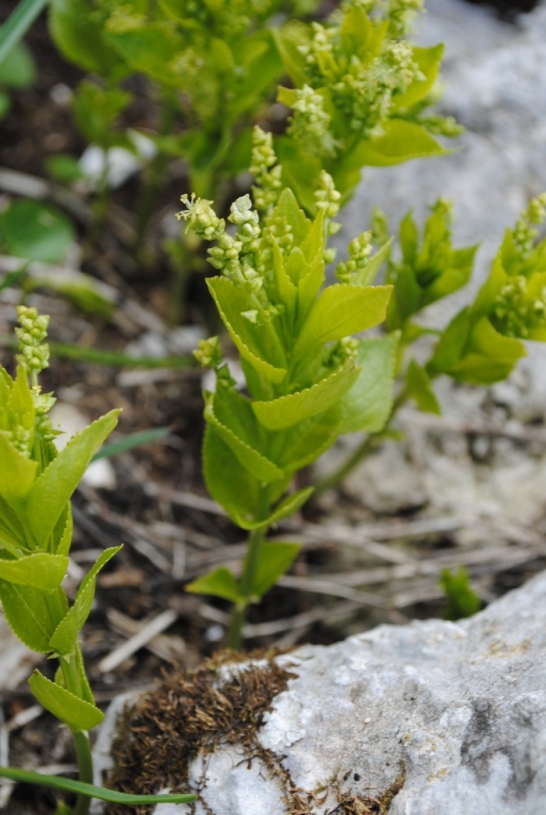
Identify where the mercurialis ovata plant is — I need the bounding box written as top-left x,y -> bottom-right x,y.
177,145 -> 399,648
0,307 -> 196,813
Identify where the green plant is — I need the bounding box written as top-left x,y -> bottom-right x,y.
317,193 -> 546,491
0,306 -> 196,813
272,0 -> 460,209
179,123 -> 546,648
440,566 -> 481,621
48,0 -> 321,218
177,151 -> 397,647
46,0 -> 456,260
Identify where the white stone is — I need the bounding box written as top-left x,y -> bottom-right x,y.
95,569 -> 546,815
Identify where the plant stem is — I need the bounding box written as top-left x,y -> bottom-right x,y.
59,652 -> 93,815
313,434 -> 380,497
227,523 -> 267,650
72,731 -> 94,815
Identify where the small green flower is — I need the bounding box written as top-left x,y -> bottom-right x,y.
193,336 -> 223,369
15,306 -> 50,377
288,85 -> 337,157
315,170 -> 342,236
251,127 -> 282,213
336,232 -> 373,283
176,194 -> 225,241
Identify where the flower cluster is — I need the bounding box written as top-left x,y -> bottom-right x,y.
176,193 -> 224,241
315,170 -> 341,243
178,193 -> 282,324
493,277 -> 546,339
326,336 -> 360,368
15,304 -> 51,383
1,307 -> 57,458
287,85 -> 337,156
250,127 -> 282,213
512,194 -> 546,262
334,41 -> 423,137
296,9 -> 425,142
193,336 -> 223,369
297,23 -> 337,85
336,231 -> 374,283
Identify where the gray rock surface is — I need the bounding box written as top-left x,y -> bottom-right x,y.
96,568 -> 546,815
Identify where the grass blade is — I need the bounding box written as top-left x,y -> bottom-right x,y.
0,766 -> 197,805
92,427 -> 171,461
0,0 -> 49,65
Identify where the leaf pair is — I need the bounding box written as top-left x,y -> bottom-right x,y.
187,541 -> 301,605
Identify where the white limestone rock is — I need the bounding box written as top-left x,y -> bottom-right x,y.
96,569 -> 546,815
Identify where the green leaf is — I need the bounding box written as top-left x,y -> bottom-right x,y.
0,582 -> 62,652
399,212 -> 419,264
0,201 -> 74,263
422,245 -> 478,307
0,553 -> 68,590
0,433 -> 38,502
428,307 -> 472,375
0,41 -> 35,88
277,140 -> 323,214
0,527 -> 25,558
29,670 -> 104,731
238,486 -> 314,531
72,81 -> 131,148
268,188 -> 311,248
405,359 -> 441,414
277,418 -> 336,473
454,317 -> 526,384
347,120 -> 450,168
271,240 -> 297,314
49,546 -> 121,655
253,359 -> 359,431
186,567 -> 243,603
55,508 -> 73,557
207,277 -> 287,384
49,0 -> 123,77
268,486 -> 313,524
251,541 -> 301,600
386,263 -> 422,330
202,425 -> 263,525
24,410 -> 120,551
272,26 -> 308,87
205,394 -> 285,484
105,25 -> 184,86
294,284 -> 392,355
337,333 -> 399,434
